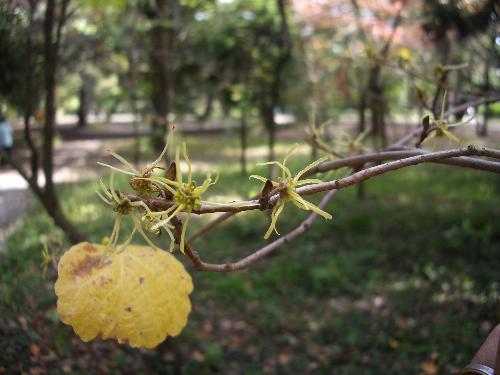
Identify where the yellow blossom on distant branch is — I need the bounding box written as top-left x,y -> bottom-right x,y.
398,48 -> 411,62
420,91 -> 472,148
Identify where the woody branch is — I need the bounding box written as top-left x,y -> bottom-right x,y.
178,190 -> 338,272
125,145 -> 500,216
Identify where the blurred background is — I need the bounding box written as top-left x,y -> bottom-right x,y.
0,0 -> 499,374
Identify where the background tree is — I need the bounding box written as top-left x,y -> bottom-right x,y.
0,0 -> 84,243
139,0 -> 181,152
421,0 -> 499,134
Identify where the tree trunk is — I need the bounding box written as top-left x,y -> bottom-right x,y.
368,64 -> 386,148
267,120 -> 276,167
148,0 -> 178,153
43,0 -> 58,198
77,74 -> 90,128
264,0 -> 291,178
477,104 -> 488,137
239,104 -> 248,175
261,101 -> 276,178
358,91 -> 366,133
200,90 -> 214,122
365,5 -> 402,148
477,60 -> 490,137
42,194 -> 85,244
43,0 -> 84,244
126,36 -> 141,165
24,0 -> 39,184
356,86 -> 367,200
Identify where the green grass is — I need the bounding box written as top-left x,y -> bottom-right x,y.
1,136 -> 499,374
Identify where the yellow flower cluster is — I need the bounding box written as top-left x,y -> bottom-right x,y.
251,145 -> 332,239
97,131 -> 217,255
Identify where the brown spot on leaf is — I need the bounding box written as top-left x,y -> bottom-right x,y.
83,243 -> 98,252
72,255 -> 102,278
125,307 -> 132,312
139,277 -> 145,285
98,276 -> 113,286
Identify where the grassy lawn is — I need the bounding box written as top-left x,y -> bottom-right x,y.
1,135 -> 499,374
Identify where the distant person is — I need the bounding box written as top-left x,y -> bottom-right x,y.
0,114 -> 13,166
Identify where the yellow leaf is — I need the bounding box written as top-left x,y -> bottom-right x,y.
55,242 -> 193,349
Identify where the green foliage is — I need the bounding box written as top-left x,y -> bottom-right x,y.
422,0 -> 497,40
0,3 -> 44,112
174,0 -> 296,120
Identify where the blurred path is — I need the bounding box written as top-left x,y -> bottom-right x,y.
0,139 -> 107,251
0,185 -> 31,252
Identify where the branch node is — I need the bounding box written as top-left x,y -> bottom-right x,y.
258,179 -> 274,210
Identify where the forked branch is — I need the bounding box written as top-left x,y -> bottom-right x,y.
182,190 -> 338,272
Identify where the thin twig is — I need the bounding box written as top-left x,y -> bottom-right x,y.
443,93 -> 500,117
183,189 -> 338,272
391,94 -> 500,148
295,146 -> 500,198
304,149 -> 500,176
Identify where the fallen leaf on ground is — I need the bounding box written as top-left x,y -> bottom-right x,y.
420,361 -> 438,375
